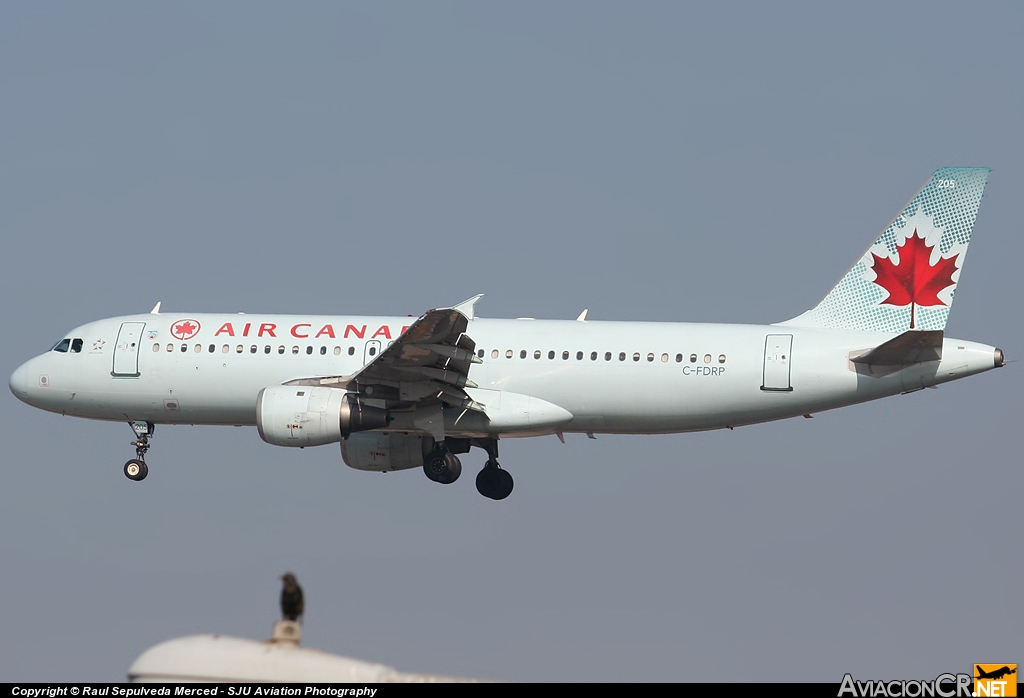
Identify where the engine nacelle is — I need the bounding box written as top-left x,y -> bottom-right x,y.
256,386 -> 389,447
341,433 -> 432,472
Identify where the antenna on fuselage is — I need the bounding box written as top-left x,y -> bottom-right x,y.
576,309 -> 588,322
150,302 -> 162,315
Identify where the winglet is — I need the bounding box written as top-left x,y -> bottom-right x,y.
450,294 -> 484,321
576,309 -> 588,322
150,302 -> 162,315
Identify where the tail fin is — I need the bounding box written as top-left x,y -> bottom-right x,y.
781,167 -> 990,333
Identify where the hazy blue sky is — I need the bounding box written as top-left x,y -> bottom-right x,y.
1,2 -> 1021,682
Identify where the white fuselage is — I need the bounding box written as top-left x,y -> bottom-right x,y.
8,313 -> 1000,438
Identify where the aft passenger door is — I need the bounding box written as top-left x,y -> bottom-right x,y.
761,334 -> 793,392
112,322 -> 146,377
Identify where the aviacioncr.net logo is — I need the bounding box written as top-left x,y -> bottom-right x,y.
839,673 -> 973,698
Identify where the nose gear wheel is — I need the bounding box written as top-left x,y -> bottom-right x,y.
124,421 -> 154,482
124,459 -> 148,481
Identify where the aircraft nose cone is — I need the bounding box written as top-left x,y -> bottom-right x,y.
9,361 -> 29,401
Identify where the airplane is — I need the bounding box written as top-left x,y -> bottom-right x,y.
975,666 -> 1017,681
9,167 -> 1004,500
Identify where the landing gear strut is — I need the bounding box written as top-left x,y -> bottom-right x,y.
423,445 -> 462,484
473,438 -> 513,500
125,421 -> 154,482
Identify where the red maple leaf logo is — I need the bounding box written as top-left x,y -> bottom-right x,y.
869,229 -> 959,329
171,320 -> 201,340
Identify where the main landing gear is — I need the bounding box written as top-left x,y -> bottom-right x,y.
476,463 -> 513,500
474,439 -> 513,500
422,437 -> 514,500
423,445 -> 462,484
124,421 -> 154,482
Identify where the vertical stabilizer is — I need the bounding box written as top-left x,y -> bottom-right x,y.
781,167 -> 989,333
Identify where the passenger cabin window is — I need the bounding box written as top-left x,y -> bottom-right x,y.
52,339 -> 71,353
675,353 -> 683,363
250,345 -> 257,354
292,346 -> 299,355
194,344 -> 202,353
70,338 -> 83,353
619,352 -> 627,361
520,350 -> 527,359
181,344 -> 188,353
320,346 -> 327,355
546,350 -> 554,359
265,346 -> 272,354
492,350 -> 499,359
704,354 -> 712,364
690,353 -> 698,363
334,347 -> 341,356
506,350 -> 513,359
632,352 -> 640,362
236,345 -> 243,354
348,346 -> 355,356
661,353 -> 669,363
166,344 -> 173,353
562,351 -> 569,360
577,351 -> 584,360
209,344 -> 216,353
647,353 -> 655,362
306,346 -> 313,355
591,352 -> 598,361
605,352 -> 612,361
369,346 -> 377,356
278,346 -> 285,355
222,345 -> 229,353
153,343 -> 160,352
719,354 -> 727,364
478,349 -> 484,358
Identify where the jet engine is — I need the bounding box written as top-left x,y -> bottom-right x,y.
256,386 -> 389,447
341,433 -> 432,472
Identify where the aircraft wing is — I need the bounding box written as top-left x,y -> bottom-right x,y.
347,296 -> 485,411
284,295 -> 485,412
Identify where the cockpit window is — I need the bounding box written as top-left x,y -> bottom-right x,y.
52,339 -> 71,353
70,338 -> 84,353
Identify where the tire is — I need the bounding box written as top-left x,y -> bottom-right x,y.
124,459 -> 148,481
441,452 -> 462,484
493,468 -> 514,500
475,467 -> 502,498
423,450 -> 460,484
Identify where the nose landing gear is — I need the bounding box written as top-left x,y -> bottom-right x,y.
125,421 -> 154,482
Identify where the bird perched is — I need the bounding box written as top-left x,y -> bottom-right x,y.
280,573 -> 304,622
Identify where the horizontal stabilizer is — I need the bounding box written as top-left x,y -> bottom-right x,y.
852,330 -> 943,367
